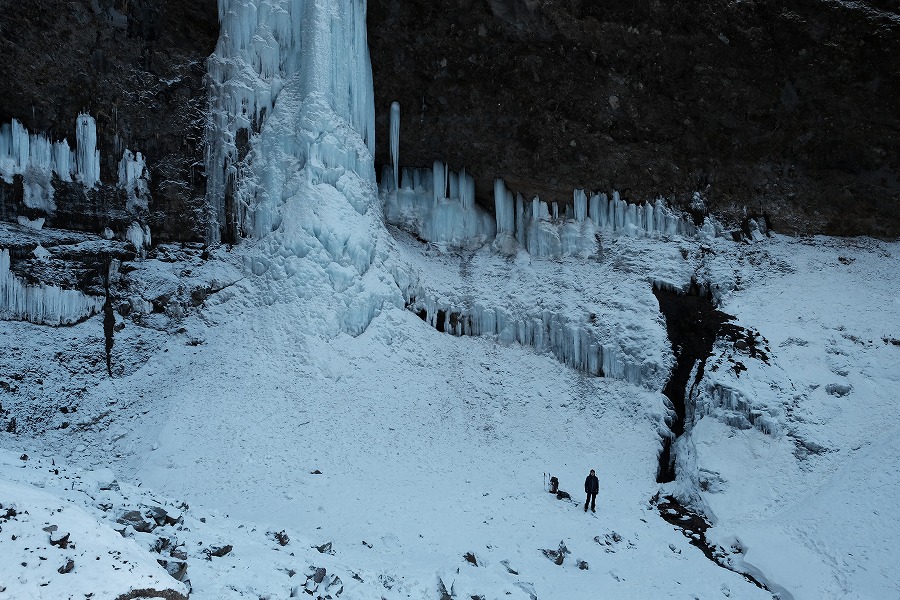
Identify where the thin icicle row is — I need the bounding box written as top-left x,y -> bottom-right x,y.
407,291 -> 661,388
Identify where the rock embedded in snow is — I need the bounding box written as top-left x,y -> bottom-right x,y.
825,383 -> 852,397
57,558 -> 75,574
205,544 -> 233,559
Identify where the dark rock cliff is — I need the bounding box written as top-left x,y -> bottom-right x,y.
0,0 -> 218,242
0,0 -> 897,241
369,0 -> 900,237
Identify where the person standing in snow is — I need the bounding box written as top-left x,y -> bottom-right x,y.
584,469 -> 599,513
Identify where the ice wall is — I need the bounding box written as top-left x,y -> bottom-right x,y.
0,115 -> 101,212
0,249 -> 105,326
382,162 -> 495,247
206,0 -> 376,242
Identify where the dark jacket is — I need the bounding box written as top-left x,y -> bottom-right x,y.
585,474 -> 599,494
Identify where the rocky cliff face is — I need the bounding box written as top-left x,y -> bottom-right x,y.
369,0 -> 900,237
0,0 -> 897,242
0,0 -> 218,242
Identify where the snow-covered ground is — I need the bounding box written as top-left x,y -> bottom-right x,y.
1,224 -> 898,600
2,1 -> 898,598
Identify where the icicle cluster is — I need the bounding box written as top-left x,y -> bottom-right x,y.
407,292 -> 659,387
206,0 -> 376,243
0,114 -> 101,212
382,161 -> 495,247
0,249 -> 105,326
381,101 -> 716,256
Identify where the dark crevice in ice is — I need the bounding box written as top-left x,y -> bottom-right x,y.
653,283 -> 734,483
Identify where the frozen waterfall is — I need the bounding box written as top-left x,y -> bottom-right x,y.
205,0 -> 376,243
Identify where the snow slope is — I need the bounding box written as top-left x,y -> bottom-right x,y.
2,0 -> 898,597
2,228 -> 898,599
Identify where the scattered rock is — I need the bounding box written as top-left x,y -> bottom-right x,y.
315,541 -> 333,554
594,531 -> 626,553
825,383 -> 852,397
500,559 -> 518,575
147,506 -> 170,526
271,530 -> 290,546
437,577 -> 454,600
49,530 -> 71,549
513,581 -> 538,600
463,551 -> 478,566
99,480 -> 120,492
541,540 -> 570,565
170,547 -> 188,561
157,558 -> 188,582
58,558 -> 75,574
301,567 -> 343,599
577,559 -> 589,570
117,510 -> 155,533
204,544 -> 232,559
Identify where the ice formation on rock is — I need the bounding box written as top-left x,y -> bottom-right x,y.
0,249 -> 105,326
126,221 -> 152,255
117,149 -> 150,211
206,0 -> 375,243
493,179 -> 707,258
16,216 -> 45,231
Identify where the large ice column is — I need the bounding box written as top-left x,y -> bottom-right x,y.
389,101 -> 400,190
494,178 -> 515,234
573,189 -> 587,222
75,114 -> 101,188
206,0 -> 377,243
0,249 -> 105,326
